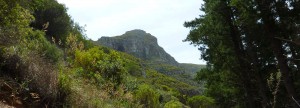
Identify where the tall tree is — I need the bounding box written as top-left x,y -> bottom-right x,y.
185,0 -> 300,107
255,1 -> 299,106
30,0 -> 72,46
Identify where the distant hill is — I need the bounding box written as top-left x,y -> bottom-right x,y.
179,63 -> 206,76
94,29 -> 178,66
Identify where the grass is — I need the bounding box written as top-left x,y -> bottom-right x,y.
58,66 -> 141,108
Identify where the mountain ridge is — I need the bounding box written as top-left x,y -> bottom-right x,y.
94,29 -> 179,66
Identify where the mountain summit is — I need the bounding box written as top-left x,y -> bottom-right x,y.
95,29 -> 178,66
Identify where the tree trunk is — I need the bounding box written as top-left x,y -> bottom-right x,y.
242,19 -> 270,107
222,2 -> 257,107
256,0 -> 299,105
247,40 -> 269,108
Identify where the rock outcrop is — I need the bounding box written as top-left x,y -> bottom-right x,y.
95,29 -> 178,66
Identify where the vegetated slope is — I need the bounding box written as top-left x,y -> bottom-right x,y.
64,46 -> 201,107
179,63 -> 206,76
0,0 -> 210,107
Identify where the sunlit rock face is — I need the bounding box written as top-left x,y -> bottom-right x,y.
95,29 -> 178,66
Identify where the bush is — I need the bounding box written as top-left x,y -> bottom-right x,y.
0,28 -> 63,105
123,76 -> 138,91
164,100 -> 184,108
74,47 -> 126,85
57,67 -> 72,106
0,0 -> 34,46
0,50 -> 59,103
24,30 -> 63,62
125,61 -> 142,76
44,43 -> 62,62
187,95 -> 215,108
135,84 -> 160,108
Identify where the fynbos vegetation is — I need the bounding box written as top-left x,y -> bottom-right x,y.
0,0 -> 206,107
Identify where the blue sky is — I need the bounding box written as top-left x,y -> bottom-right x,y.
57,0 -> 205,64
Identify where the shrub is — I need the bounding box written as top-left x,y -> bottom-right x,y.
74,47 -> 126,85
97,50 -> 125,84
125,61 -> 142,76
164,100 -> 184,108
65,33 -> 84,57
0,50 -> 59,103
0,29 -> 63,105
135,84 -> 160,108
24,30 -> 63,62
123,76 -> 138,91
187,95 -> 215,108
57,67 -> 72,106
0,0 -> 34,46
44,43 -> 63,62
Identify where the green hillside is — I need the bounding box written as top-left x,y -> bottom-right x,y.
0,0 -> 210,107
179,63 -> 206,76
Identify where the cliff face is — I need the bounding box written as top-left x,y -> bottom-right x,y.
95,29 -> 178,66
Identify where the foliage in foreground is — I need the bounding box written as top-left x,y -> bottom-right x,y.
185,0 -> 300,107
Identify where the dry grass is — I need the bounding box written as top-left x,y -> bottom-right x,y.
23,53 -> 58,99
66,76 -> 108,107
1,51 -> 59,105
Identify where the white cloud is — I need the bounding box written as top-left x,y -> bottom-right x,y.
57,0 -> 205,64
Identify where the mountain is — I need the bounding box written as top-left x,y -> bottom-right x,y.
94,29 -> 206,76
94,29 -> 205,89
179,63 -> 206,76
94,29 -> 178,66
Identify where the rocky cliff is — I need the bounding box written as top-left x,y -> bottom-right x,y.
94,29 -> 178,66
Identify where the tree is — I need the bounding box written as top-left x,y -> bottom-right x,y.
185,0 -> 300,107
30,0 -> 72,46
255,1 -> 299,107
